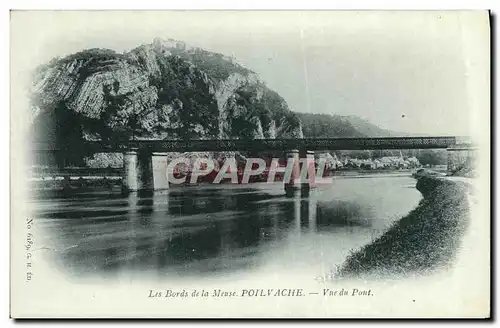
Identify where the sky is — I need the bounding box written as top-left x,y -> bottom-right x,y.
11,11 -> 490,136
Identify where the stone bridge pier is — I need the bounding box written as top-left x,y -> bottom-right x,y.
284,149 -> 317,197
122,150 -> 169,192
122,148 -> 318,195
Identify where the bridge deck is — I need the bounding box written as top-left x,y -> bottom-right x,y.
32,136 -> 458,153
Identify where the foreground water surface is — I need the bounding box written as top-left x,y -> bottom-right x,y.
31,175 -> 422,281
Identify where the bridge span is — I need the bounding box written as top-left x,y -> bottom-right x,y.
32,136 -> 458,153
30,136 -> 474,195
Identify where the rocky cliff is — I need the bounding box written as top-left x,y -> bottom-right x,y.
30,38 -> 303,153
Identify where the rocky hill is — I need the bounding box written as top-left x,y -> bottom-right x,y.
30,38 -> 303,151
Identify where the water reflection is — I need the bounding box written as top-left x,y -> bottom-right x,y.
32,178 -> 421,279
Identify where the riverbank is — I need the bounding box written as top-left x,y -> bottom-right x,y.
335,175 -> 471,279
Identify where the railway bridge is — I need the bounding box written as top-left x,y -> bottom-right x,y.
31,136 -> 472,194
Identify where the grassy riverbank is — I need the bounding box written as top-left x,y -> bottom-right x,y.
335,175 -> 471,279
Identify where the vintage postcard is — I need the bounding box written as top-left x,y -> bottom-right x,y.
10,10 -> 490,318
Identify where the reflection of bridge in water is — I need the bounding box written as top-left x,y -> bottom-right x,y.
31,136 -> 474,195
42,187 -> 358,276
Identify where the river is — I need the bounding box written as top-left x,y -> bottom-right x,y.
30,174 -> 422,283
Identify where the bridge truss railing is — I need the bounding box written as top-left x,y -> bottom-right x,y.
31,136 -> 458,153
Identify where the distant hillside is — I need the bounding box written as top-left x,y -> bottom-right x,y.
342,115 -> 394,137
296,112 -> 394,138
342,115 -> 430,138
